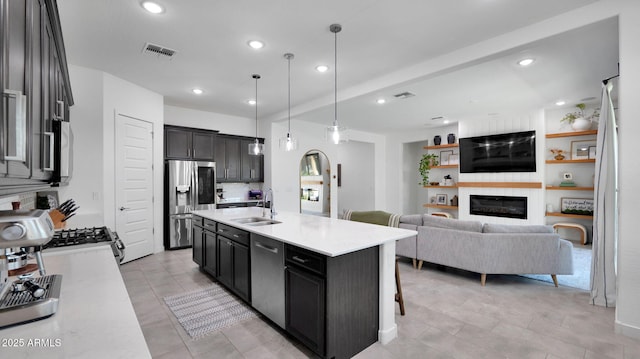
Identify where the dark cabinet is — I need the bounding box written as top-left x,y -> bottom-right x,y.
0,0 -> 72,192
240,138 -> 264,182
192,220 -> 204,266
286,265 -> 326,356
164,126 -> 216,161
215,135 -> 241,182
285,244 -> 379,359
203,230 -> 216,276
216,223 -> 250,302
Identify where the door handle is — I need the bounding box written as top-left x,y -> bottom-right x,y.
3,89 -> 27,161
119,207 -> 130,211
255,242 -> 278,254
44,132 -> 55,171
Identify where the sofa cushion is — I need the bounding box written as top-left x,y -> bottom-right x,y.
422,215 -> 483,233
399,214 -> 422,226
482,223 -> 554,234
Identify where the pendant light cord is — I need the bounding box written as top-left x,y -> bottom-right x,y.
334,28 -> 338,127
253,74 -> 259,139
288,56 -> 291,134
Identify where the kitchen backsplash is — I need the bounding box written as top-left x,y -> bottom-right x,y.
0,192 -> 37,210
218,182 -> 263,201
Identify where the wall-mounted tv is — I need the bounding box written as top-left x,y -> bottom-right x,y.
459,130 -> 536,173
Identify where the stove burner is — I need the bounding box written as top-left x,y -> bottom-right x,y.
46,227 -> 114,248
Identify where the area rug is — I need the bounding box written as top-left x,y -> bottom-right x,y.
522,244 -> 592,290
163,283 -> 258,339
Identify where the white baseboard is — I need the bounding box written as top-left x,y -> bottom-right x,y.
378,324 -> 398,345
616,320 -> 640,340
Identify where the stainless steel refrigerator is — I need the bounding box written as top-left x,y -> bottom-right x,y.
165,160 -> 217,249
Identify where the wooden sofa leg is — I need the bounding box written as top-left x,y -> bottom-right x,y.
481,273 -> 487,286
412,258 -> 416,269
551,274 -> 558,287
417,260 -> 423,271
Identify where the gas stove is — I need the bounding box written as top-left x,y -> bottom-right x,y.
45,227 -> 125,264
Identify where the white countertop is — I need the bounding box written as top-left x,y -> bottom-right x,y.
192,207 -> 416,257
217,198 -> 261,204
1,246 -> 151,359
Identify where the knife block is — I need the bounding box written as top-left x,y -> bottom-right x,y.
48,209 -> 66,229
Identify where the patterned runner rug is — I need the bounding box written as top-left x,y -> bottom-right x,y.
164,283 -> 258,339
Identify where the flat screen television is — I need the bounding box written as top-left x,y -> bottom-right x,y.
459,130 -> 536,173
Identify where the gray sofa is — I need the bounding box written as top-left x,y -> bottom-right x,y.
397,214 -> 574,286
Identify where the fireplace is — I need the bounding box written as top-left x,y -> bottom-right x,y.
470,195 -> 527,219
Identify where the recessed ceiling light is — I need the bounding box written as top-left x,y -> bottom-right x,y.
192,88 -> 203,95
376,98 -> 386,104
555,100 -> 566,106
443,120 -> 450,124
315,65 -> 329,73
141,1 -> 164,14
247,99 -> 256,105
248,40 -> 264,49
518,58 -> 535,67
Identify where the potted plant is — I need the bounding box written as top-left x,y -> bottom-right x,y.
561,103 -> 599,131
419,153 -> 439,186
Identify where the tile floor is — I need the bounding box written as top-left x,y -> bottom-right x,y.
120,249 -> 640,359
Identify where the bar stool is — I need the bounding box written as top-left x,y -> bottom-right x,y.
395,256 -> 405,316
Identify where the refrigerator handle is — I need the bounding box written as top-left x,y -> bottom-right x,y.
191,162 -> 198,209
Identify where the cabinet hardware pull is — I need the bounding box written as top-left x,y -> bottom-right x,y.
233,234 -> 239,238
44,132 -> 55,171
55,100 -> 65,120
119,207 -> 130,211
292,256 -> 308,264
2,89 -> 27,161
255,242 -> 278,254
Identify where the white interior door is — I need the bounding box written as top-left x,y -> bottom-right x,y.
115,114 -> 154,262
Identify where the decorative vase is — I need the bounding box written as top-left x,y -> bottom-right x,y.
554,154 -> 565,160
571,117 -> 592,131
433,135 -> 441,146
447,133 -> 456,144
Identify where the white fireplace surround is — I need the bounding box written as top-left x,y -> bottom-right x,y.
458,112 -> 545,225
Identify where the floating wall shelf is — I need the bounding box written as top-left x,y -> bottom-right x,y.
424,143 -> 459,150
456,182 -> 542,189
545,130 -> 598,138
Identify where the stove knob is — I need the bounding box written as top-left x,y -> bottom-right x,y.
1,223 -> 27,241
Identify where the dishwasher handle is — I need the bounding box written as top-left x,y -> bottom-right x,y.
254,241 -> 278,254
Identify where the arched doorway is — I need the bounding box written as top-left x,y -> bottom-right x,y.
299,150 -> 330,217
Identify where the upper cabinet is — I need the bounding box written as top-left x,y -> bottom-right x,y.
164,126 -> 264,183
164,125 -> 217,161
0,0 -> 73,193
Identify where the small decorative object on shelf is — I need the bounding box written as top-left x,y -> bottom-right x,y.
561,103 -> 599,131
561,197 -> 594,216
444,174 -> 454,186
447,133 -> 456,144
550,148 -> 566,160
419,153 -> 439,186
433,135 -> 441,146
450,195 -> 458,207
560,172 -> 576,187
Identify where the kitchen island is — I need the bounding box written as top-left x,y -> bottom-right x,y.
1,246 -> 150,359
192,207 -> 416,357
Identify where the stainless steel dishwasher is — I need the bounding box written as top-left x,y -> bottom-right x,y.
250,234 -> 285,328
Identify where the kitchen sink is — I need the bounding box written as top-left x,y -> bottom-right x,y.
231,217 -> 281,226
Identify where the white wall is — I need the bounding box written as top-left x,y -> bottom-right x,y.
58,65 -> 105,227
102,73 -> 164,253
614,0 -> 640,339
337,141 -> 375,214
270,121 -> 385,218
164,105 -> 254,136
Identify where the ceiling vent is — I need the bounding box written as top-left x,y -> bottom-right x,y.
142,42 -> 177,59
393,91 -> 415,99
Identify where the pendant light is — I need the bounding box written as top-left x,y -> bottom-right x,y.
326,23 -> 347,144
279,53 -> 298,151
248,74 -> 264,155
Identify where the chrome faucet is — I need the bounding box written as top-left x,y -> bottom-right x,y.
263,188 -> 276,219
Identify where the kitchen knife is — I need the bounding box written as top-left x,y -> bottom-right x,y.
61,213 -> 76,222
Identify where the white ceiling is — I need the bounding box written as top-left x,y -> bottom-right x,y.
57,0 -> 617,134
